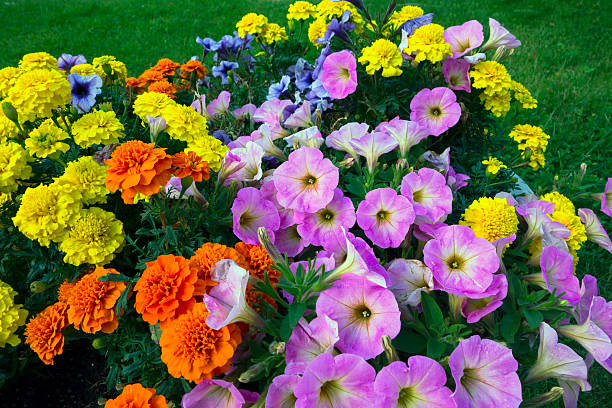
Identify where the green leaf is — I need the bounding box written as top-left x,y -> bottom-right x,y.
523,308 -> 543,329
280,302 -> 307,341
420,292 -> 445,333
98,273 -> 132,282
427,338 -> 446,359
393,329 -> 426,354
500,312 -> 521,344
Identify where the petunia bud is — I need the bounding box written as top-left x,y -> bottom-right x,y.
30,281 -> 48,293
1,101 -> 19,124
238,361 -> 267,383
257,227 -> 283,265
523,387 -> 564,406
381,335 -> 399,363
147,116 -> 167,142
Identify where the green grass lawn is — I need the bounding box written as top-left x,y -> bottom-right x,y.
2,0 -> 612,405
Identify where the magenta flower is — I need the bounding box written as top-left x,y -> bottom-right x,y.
232,102 -> 257,119
357,188 -> 415,248
266,375 -> 300,408
294,352 -> 376,408
325,122 -> 369,158
443,20 -> 484,58
579,208 -> 612,253
423,225 -> 499,297
442,59 -> 472,92
602,178 -> 612,217
449,335 -> 522,408
285,315 -> 339,375
382,119 -> 429,157
321,50 -> 358,99
231,187 -> 280,244
206,90 -> 231,117
260,180 -> 297,229
374,356 -> 455,408
386,259 -> 434,308
274,225 -> 308,257
316,273 -> 400,359
273,147 -> 339,212
296,188 -> 356,246
446,166 -> 470,192
350,131 -> 398,174
254,98 -> 293,127
217,151 -> 246,186
284,101 -> 314,129
461,273 -> 507,323
481,18 -> 521,52
410,87 -> 461,136
523,246 -> 580,304
182,379 -> 245,408
401,168 -> 453,224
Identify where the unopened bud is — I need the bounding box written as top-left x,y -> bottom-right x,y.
339,155 -> 355,169
30,281 -> 48,293
1,101 -> 19,124
381,335 -> 399,363
101,64 -> 114,80
92,338 -> 107,349
257,227 -> 283,264
395,158 -> 408,171
98,102 -> 113,112
579,163 -> 587,178
523,387 -> 564,406
149,323 -> 162,344
269,341 -> 286,355
239,361 -> 267,383
147,116 -> 167,142
115,383 -> 124,392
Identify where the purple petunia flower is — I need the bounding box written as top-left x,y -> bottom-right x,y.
602,178 -> 612,217
357,188 -> 415,248
382,118 -> 429,157
284,101 -> 315,129
274,225 -> 308,257
523,246 -> 580,303
268,75 -> 292,100
401,168 -> 453,224
231,187 -> 280,244
443,20 -> 484,58
266,374 -> 300,408
316,273 -> 400,359
442,58 -> 472,92
182,379 -> 245,408
224,141 -> 266,185
57,53 -> 86,72
212,61 -> 239,84
254,98 -> 293,128
206,91 -> 231,117
410,87 -> 461,136
285,315 -> 339,375
481,18 -> 521,52
196,36 -> 221,53
321,50 -> 357,100
67,73 -> 102,113
579,208 -> 612,253
461,273 -> 508,323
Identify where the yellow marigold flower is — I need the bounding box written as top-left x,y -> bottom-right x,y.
161,104 -> 209,144
70,63 -> 98,76
511,80 -> 537,109
236,13 -> 269,37
460,197 -> 518,242
55,156 -> 109,205
25,119 -> 70,158
358,39 -> 403,77
0,280 -> 28,348
0,67 -> 21,98
186,135 -> 228,172
482,156 -> 507,175
470,61 -> 512,96
508,124 -> 549,170
0,109 -> 19,144
0,142 -> 33,193
540,192 -> 575,214
308,18 -> 328,46
539,192 -> 586,253
0,193 -> 10,208
59,207 -> 124,266
12,183 -> 81,246
479,89 -> 512,117
287,1 -> 316,21
72,110 -> 125,148
316,0 -> 364,31
92,56 -> 128,83
133,92 -> 175,124
261,23 -> 289,44
6,69 -> 71,122
18,52 -> 58,72
386,6 -> 424,32
403,23 -> 451,64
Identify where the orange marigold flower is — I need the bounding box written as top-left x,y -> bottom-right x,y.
126,77 -> 147,93
25,302 -> 69,365
148,80 -> 178,99
159,302 -> 241,383
151,58 -> 181,76
138,68 -> 166,85
134,254 -> 198,327
67,267 -> 126,334
234,242 -> 279,284
57,279 -> 78,303
104,383 -> 168,408
172,151 -> 211,182
105,140 -> 174,204
189,243 -> 249,295
180,60 -> 208,80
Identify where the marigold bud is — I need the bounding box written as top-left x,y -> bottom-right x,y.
1,101 -> 19,124
92,338 -> 107,349
30,281 -> 48,293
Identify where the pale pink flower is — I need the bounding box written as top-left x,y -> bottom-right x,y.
321,50 -> 358,99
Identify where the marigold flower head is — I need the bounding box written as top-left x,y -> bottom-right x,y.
0,142 -> 33,193
71,109 -> 125,148
7,68 -> 71,122
133,92 -> 175,123
540,192 -> 586,252
480,89 -> 511,117
57,279 -> 78,304
234,242 -> 279,284
0,67 -> 21,98
236,13 -> 269,37
148,80 -> 178,99
92,56 -> 128,83
316,0 -> 364,30
151,58 -> 181,76
24,302 -> 67,365
511,80 -> 537,109
104,383 -> 168,408
186,134 -> 228,172
172,151 -> 210,182
308,18 -> 328,46
0,108 -> 20,144
18,52 -> 58,72
134,254 -> 199,326
404,23 -> 452,64
359,39 -> 403,77
125,76 -> 147,93
67,267 -> 126,333
481,156 -> 507,175
386,6 -> 424,32
138,68 -> 166,84
160,302 -> 242,383
509,124 -> 549,170
0,280 -> 28,348
25,119 -> 70,158
70,63 -> 98,76
180,60 -> 207,80
105,140 -> 174,204
460,197 -> 518,242
287,1 -> 316,21
470,60 -> 512,96
540,192 -> 575,214
261,23 -> 289,44
189,243 -> 250,294
161,103 -> 209,143
55,156 -> 110,205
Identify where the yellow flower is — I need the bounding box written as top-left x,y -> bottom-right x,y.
0,280 -> 28,348
358,39 -> 403,77
0,109 -> 19,144
403,23 -> 451,64
0,67 -> 21,98
59,207 -> 124,266
12,183 -> 81,246
55,156 -> 110,205
161,104 -> 209,144
540,192 -> 575,214
470,61 -> 512,96
479,89 -> 511,117
308,18 -> 328,46
70,63 -> 98,76
0,142 -> 33,193
0,193 -> 10,208
25,119 -> 70,158
133,92 -> 175,124
18,52 -> 58,72
386,6 -> 424,32
509,124 -> 549,170
71,110 -> 125,148
92,56 -> 128,83
539,192 -> 586,253
236,13 -> 269,37
287,1 -> 317,21
6,69 -> 71,122
186,135 -> 228,172
261,23 -> 288,44
316,0 -> 364,31
460,197 -> 519,242
482,156 -> 507,175
511,80 -> 537,109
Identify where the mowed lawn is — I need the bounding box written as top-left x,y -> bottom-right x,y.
2,0 -> 612,405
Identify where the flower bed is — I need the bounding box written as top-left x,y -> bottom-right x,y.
0,1 -> 611,407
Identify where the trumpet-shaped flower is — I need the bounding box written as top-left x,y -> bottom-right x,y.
579,208 -> 612,253
206,91 -> 231,117
321,50 -> 357,99
349,131 -> 398,173
286,315 -> 339,375
284,126 -> 323,149
410,87 -> 461,136
558,314 -> 612,374
231,187 -> 280,245
382,119 -> 429,156
386,259 -> 434,308
481,18 -> 521,52
284,101 -> 314,129
182,379 -> 244,408
401,168 -> 453,224
524,246 -> 580,303
442,58 -> 471,92
461,274 -> 507,323
274,225 -> 308,257
67,73 -> 102,113
325,122 -> 369,157
224,142 -> 265,185
266,374 -> 300,408
601,178 -> 612,217
58,53 -> 86,72
254,98 -> 293,127
443,20 -> 484,58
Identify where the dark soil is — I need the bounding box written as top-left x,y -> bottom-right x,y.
0,339 -> 107,408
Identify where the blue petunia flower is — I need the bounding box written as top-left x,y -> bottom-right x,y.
67,73 -> 102,113
267,75 -> 292,100
57,53 -> 86,72
212,61 -> 239,84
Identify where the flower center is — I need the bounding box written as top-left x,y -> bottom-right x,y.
303,174 -> 317,187
239,212 -> 254,227
354,305 -> 372,320
376,210 -> 389,222
449,75 -> 459,86
411,189 -> 424,203
339,67 -> 351,81
320,380 -> 343,405
429,106 -> 442,117
398,386 -> 426,405
446,256 -> 464,271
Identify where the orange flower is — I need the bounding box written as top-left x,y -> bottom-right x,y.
138,68 -> 166,84
67,267 -> 126,334
180,60 -> 208,80
189,243 -> 249,295
25,302 -> 69,365
159,302 -> 241,383
134,254 -> 198,327
125,77 -> 147,94
57,279 -> 78,303
151,58 -> 181,76
105,383 -> 168,408
235,242 -> 279,284
172,151 -> 211,182
105,140 -> 174,204
148,80 -> 178,99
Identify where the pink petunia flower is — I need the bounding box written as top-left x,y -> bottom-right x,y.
602,178 -> 612,217
481,18 -> 521,52
356,188 -> 415,248
443,20 -> 484,58
410,87 -> 461,136
266,374 -> 300,408
321,50 -> 358,99
206,90 -> 231,117
523,246 -> 580,304
223,141 -> 266,185
274,225 -> 308,257
231,187 -> 280,244
579,208 -> 612,253
349,131 -> 398,174
442,58 -> 472,92
325,122 -> 369,158
232,103 -> 257,119
386,259 -> 434,308
182,379 -> 245,408
461,273 -> 508,323
401,167 -> 453,224
381,118 -> 429,157
285,315 -> 339,375
254,98 -> 293,127
284,101 -> 314,129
